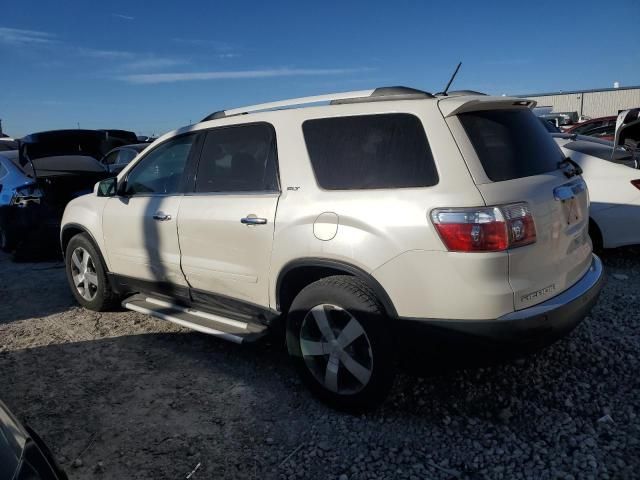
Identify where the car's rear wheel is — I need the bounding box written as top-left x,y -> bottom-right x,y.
286,276 -> 395,410
65,233 -> 118,311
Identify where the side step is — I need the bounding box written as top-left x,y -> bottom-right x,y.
122,294 -> 268,344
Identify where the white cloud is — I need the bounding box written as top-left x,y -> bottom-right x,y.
112,13 -> 135,21
120,67 -> 373,84
0,27 -> 57,45
119,57 -> 189,70
76,47 -> 135,59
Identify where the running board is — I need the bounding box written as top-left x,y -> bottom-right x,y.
122,294 -> 268,344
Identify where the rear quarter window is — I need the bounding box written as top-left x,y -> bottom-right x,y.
302,113 -> 438,190
460,109 -> 564,182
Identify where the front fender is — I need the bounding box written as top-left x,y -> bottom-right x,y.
60,195 -> 110,267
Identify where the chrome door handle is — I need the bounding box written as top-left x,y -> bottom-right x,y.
241,216 -> 267,225
153,212 -> 172,221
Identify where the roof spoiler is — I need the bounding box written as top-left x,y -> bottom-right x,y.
439,97 -> 537,117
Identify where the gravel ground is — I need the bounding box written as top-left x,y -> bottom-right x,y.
0,248 -> 639,480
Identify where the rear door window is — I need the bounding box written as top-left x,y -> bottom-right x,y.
302,114 -> 438,190
459,109 -> 564,182
194,123 -> 279,193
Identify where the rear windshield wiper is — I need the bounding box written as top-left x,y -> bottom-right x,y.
557,156 -> 583,178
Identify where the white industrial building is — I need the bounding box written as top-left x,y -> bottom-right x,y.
516,85 -> 640,118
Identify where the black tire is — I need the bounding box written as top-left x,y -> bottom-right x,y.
65,233 -> 118,311
286,275 -> 395,411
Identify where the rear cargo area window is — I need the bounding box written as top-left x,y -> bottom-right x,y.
459,109 -> 564,182
302,114 -> 438,190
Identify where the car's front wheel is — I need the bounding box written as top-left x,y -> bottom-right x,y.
65,233 -> 118,311
286,276 -> 395,410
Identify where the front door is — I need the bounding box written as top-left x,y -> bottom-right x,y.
177,123 -> 280,308
102,133 -> 198,288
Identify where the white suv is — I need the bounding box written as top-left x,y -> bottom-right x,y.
61,87 -> 604,409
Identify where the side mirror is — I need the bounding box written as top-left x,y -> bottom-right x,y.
97,177 -> 118,197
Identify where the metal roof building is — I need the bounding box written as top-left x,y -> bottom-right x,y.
515,85 -> 640,118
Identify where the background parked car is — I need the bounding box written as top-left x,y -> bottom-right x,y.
0,399 -> 67,480
100,143 -> 147,174
552,127 -> 640,249
0,138 -> 17,152
1,130 -> 115,258
0,151 -> 34,251
565,116 -> 617,137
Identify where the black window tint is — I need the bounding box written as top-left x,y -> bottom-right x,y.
125,134 -> 195,195
195,123 -> 279,193
459,109 -> 564,182
102,151 -> 119,165
573,121 -> 604,134
303,114 -> 438,190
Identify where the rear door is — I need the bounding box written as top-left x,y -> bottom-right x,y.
449,106 -> 592,310
177,122 -> 280,308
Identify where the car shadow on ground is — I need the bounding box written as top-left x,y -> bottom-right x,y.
1,292 -> 638,480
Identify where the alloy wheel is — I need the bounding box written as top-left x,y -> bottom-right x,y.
70,247 -> 99,301
300,304 -> 374,395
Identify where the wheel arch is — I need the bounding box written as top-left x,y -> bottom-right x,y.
588,217 -> 604,251
60,223 -> 105,265
275,258 -> 398,318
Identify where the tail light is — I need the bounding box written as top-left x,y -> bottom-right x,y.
632,180 -> 640,190
431,202 -> 536,252
10,184 -> 43,207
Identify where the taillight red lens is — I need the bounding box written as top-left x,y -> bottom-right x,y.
632,180 -> 640,190
431,203 -> 536,252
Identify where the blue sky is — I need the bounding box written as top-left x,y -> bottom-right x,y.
1,0 -> 638,137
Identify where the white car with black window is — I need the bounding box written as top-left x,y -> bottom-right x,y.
60,87 -> 604,409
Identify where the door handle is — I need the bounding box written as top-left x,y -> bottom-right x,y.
241,216 -> 267,225
153,212 -> 172,221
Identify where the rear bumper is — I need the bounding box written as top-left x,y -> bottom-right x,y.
396,254 -> 604,352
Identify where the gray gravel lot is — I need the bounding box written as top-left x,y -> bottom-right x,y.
0,248 -> 639,480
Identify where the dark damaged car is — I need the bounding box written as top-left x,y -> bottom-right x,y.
0,399 -> 67,480
0,130 -> 130,257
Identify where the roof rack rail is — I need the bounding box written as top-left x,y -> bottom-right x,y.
436,90 -> 487,97
200,86 -> 434,122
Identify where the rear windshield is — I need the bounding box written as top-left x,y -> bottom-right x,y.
303,113 -> 438,190
460,109 -> 564,182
